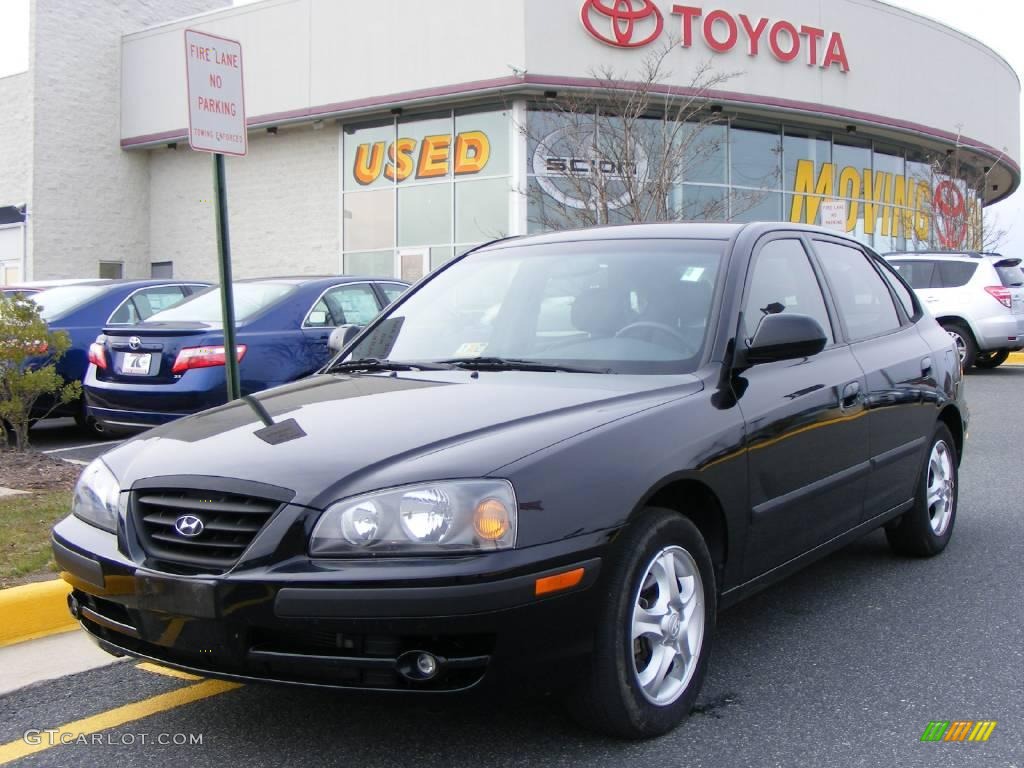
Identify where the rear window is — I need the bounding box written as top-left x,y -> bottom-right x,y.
147,283 -> 295,324
887,259 -> 977,289
994,263 -> 1024,287
33,285 -> 111,321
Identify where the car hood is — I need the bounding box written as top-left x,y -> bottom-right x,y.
103,370 -> 702,508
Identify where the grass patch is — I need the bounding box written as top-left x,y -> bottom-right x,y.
0,490 -> 72,587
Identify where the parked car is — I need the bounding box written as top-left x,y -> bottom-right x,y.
27,279 -> 208,433
2,286 -> 43,299
54,224 -> 966,739
885,251 -> 1024,369
84,276 -> 408,433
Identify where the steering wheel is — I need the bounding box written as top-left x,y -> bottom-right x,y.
615,321 -> 690,345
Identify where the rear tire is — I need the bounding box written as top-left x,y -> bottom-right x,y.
941,322 -> 977,370
885,423 -> 958,557
567,508 -> 715,739
974,349 -> 1009,369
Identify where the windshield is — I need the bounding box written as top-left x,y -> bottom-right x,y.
34,285 -> 111,321
148,282 -> 296,324
345,238 -> 726,375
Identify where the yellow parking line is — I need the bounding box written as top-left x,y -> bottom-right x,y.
135,662 -> 203,681
0,679 -> 241,765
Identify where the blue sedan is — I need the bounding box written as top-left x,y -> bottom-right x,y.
84,276 -> 407,433
30,279 -> 208,432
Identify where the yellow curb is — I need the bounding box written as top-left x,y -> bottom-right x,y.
1007,352 -> 1024,365
0,579 -> 77,648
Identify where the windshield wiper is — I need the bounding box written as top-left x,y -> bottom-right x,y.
438,356 -> 610,374
328,358 -> 454,373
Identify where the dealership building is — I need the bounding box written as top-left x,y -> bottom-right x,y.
0,0 -> 1020,284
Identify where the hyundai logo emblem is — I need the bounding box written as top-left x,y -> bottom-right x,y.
128,336 -> 142,351
174,514 -> 205,537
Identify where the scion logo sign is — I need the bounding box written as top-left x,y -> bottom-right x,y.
580,0 -> 664,48
532,126 -> 649,210
579,2 -> 851,72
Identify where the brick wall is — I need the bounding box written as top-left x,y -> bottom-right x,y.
0,72 -> 31,208
27,0 -> 227,280
147,124 -> 341,281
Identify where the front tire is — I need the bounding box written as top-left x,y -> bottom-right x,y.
568,508 -> 715,739
974,349 -> 1009,369
885,423 -> 958,557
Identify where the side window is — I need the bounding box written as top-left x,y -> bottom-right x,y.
324,284 -> 382,326
815,241 -> 901,340
379,283 -> 407,304
108,299 -> 139,324
888,260 -> 937,289
135,287 -> 188,319
743,239 -> 834,344
937,260 -> 977,288
304,298 -> 335,328
876,261 -> 918,319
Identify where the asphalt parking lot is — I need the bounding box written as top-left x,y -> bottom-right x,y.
3,367 -> 1022,768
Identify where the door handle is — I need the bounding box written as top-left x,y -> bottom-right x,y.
920,356 -> 932,374
840,381 -> 861,410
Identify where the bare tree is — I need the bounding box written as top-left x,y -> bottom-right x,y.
516,43 -> 776,231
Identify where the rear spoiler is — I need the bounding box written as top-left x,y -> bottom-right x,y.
993,258 -> 1022,268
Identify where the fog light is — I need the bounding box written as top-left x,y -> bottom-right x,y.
397,650 -> 444,682
67,593 -> 80,619
416,653 -> 438,678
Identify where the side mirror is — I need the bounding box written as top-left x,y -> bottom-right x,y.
328,324 -> 363,353
745,313 -> 827,365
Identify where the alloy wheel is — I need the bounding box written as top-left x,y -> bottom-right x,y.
926,440 -> 955,535
631,545 -> 705,706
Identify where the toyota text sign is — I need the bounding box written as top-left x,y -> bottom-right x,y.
185,29 -> 247,156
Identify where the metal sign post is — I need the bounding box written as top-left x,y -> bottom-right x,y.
184,28 -> 247,401
213,153 -> 241,400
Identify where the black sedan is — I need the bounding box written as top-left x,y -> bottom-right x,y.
53,223 -> 966,739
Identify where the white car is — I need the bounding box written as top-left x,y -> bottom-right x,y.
886,252 -> 1024,369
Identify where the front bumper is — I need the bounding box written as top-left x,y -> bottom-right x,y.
52,514 -> 608,692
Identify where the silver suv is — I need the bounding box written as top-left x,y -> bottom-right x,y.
886,252 -> 1024,369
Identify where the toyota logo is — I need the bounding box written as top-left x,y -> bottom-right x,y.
128,336 -> 142,351
174,514 -> 205,537
580,0 -> 664,48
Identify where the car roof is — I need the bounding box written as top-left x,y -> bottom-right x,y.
885,251 -> 1000,261
233,276 -> 408,287
34,278 -> 208,289
474,222 -> 873,250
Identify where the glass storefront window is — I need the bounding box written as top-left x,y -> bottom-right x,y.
344,251 -> 394,277
456,178 -> 509,243
343,189 -> 394,251
783,129 -> 831,191
344,120 -> 395,190
730,122 -> 781,190
731,190 -> 782,223
677,184 -> 727,221
683,122 -> 727,184
398,184 -> 452,247
455,107 -> 510,178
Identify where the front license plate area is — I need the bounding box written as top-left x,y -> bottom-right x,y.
136,573 -> 218,619
120,352 -> 153,375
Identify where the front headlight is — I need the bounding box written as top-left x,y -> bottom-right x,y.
310,480 -> 517,556
71,459 -> 122,533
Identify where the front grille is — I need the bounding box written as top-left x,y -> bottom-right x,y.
133,489 -> 280,573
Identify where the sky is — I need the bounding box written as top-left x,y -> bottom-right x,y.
0,0 -> 1021,252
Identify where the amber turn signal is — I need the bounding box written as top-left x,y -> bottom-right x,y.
534,567 -> 585,597
473,498 -> 510,540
